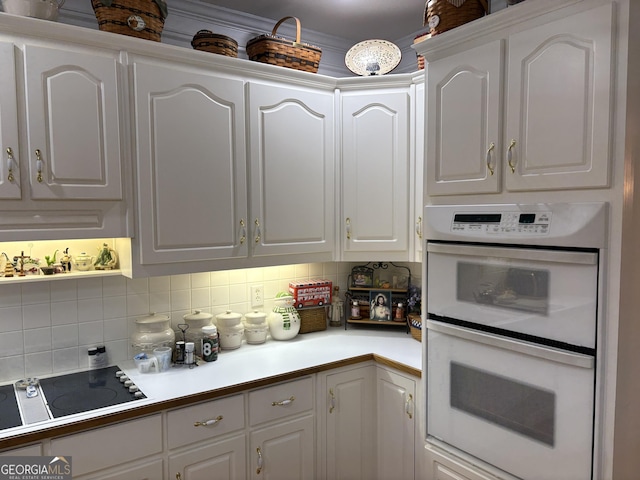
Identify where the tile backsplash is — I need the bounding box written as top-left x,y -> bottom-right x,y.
0,261 -> 419,383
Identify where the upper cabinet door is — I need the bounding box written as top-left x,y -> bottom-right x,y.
247,82 -> 335,259
0,42 -> 20,200
426,40 -> 503,196
341,89 -> 411,260
23,44 -> 123,200
132,60 -> 248,265
505,3 -> 613,191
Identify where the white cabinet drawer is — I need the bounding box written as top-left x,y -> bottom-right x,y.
249,376 -> 313,427
167,394 -> 245,450
50,414 -> 162,477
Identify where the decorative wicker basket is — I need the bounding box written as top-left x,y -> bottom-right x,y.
246,16 -> 322,73
91,0 -> 166,42
423,0 -> 488,37
413,32 -> 429,70
407,313 -> 422,342
298,307 -> 327,334
191,30 -> 238,58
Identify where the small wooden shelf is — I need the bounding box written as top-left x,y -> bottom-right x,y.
347,318 -> 408,327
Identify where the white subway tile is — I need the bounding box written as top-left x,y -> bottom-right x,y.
23,303 -> 51,329
170,274 -> 190,291
0,331 -> 24,357
103,276 -> 127,297
53,347 -> 80,373
77,277 -> 103,299
25,351 -> 53,376
0,306 -> 22,332
78,321 -> 103,345
0,284 -> 22,307
51,300 -> 79,326
0,355 -> 25,383
149,275 -> 171,293
21,282 -> 50,305
103,295 -> 127,319
24,327 -> 51,354
191,272 -> 210,288
52,324 -> 78,349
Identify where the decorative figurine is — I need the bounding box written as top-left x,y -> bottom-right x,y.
94,243 -> 118,270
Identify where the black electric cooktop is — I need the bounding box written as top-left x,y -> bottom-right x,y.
39,366 -> 145,419
0,384 -> 22,430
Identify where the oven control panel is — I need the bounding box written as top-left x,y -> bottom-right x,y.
451,211 -> 551,235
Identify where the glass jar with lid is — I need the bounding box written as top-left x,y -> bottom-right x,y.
131,313 -> 175,357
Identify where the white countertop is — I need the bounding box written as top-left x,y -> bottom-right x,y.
1,327 -> 422,445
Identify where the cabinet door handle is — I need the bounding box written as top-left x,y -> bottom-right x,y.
193,415 -> 223,427
254,218 -> 261,243
405,393 -> 414,419
6,147 -> 15,182
416,216 -> 423,240
239,219 -> 246,245
486,142 -> 495,176
346,217 -> 351,240
176,473 -> 182,480
256,447 -> 263,474
507,139 -> 517,174
329,388 -> 336,414
271,396 -> 295,407
35,149 -> 43,183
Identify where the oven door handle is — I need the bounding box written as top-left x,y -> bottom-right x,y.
426,320 -> 594,369
426,243 -> 598,265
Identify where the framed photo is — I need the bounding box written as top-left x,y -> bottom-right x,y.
369,290 -> 392,321
352,266 -> 373,287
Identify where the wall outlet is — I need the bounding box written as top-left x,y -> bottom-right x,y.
251,284 -> 264,307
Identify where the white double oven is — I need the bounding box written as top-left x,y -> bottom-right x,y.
424,203 -> 607,480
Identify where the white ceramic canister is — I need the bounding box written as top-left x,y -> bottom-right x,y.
267,292 -> 301,341
244,324 -> 268,344
183,309 -> 213,357
216,310 -> 243,328
218,323 -> 244,350
131,313 -> 175,357
244,310 -> 267,326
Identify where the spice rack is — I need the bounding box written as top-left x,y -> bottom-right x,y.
344,262 -> 411,332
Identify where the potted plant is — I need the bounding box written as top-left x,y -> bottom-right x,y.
41,250 -> 58,275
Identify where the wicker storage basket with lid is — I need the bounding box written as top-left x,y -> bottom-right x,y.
91,0 -> 167,42
246,16 -> 322,73
192,30 -> 238,57
424,0 -> 488,37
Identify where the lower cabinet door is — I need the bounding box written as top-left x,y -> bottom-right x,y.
249,415 -> 315,480
376,368 -> 416,480
169,434 -> 246,480
321,364 -> 376,480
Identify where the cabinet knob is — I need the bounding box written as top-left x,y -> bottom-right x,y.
35,149 -> 43,183
271,396 -> 295,407
486,142 -> 495,176
507,139 -> 517,174
194,415 -> 223,427
256,447 -> 263,474
6,147 -> 15,183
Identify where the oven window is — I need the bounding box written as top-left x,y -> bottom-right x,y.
456,262 -> 550,315
450,362 -> 555,446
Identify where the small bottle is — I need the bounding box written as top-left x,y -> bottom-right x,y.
395,302 -> 404,320
174,341 -> 185,364
185,342 -> 195,366
87,347 -> 98,369
351,301 -> 361,319
95,345 -> 108,368
201,325 -> 219,362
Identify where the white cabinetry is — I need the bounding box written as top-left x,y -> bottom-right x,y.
424,2 -> 613,196
376,366 -> 416,480
341,88 -> 411,261
317,363 -> 376,480
49,414 -> 162,478
248,376 -> 315,480
246,82 -> 335,261
0,35 -> 128,240
425,443 -> 508,480
167,394 -> 246,480
130,57 -> 247,271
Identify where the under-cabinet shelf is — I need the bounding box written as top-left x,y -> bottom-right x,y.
0,269 -> 123,284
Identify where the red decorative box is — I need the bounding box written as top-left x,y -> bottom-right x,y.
289,280 -> 332,309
